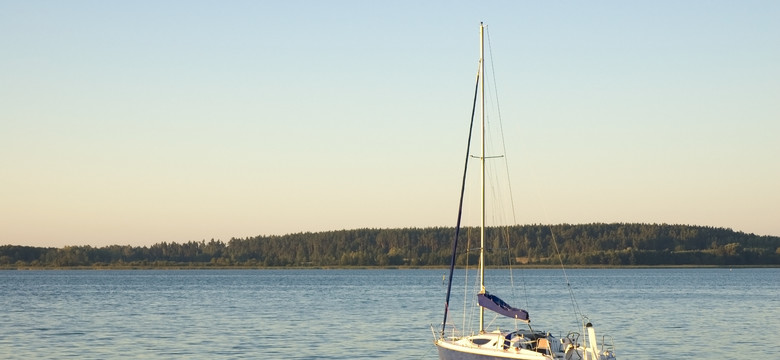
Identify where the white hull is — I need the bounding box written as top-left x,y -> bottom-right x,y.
435,328 -> 615,360
436,333 -> 552,360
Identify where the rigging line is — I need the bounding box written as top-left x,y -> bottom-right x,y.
486,25 -> 519,227
441,66 -> 481,338
467,238 -> 481,334
549,227 -> 584,326
462,227 -> 472,334
462,226 -> 478,334
486,25 -> 524,306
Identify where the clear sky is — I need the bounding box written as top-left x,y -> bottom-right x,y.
2,1 -> 778,248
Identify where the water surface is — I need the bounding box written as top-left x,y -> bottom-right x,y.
1,268 -> 777,359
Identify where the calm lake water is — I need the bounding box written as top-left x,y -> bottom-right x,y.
0,268 -> 777,359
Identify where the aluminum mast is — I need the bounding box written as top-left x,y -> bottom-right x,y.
478,21 -> 486,333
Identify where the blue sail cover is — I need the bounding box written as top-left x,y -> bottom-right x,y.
477,292 -> 529,321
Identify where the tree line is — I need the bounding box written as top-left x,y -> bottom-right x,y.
2,223 -> 779,268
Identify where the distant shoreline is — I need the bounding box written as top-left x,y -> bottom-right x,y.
4,223 -> 779,268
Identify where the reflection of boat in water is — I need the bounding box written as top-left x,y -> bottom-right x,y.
433,22 -> 617,360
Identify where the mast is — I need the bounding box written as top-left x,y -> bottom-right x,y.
439,26 -> 482,339
478,21 -> 486,333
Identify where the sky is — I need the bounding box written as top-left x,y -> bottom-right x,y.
2,1 -> 778,248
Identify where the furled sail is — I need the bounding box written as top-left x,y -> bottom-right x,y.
477,292 -> 529,321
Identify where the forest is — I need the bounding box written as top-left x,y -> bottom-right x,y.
2,223 -> 779,268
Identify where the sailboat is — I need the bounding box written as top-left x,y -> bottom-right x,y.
434,23 -> 618,360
